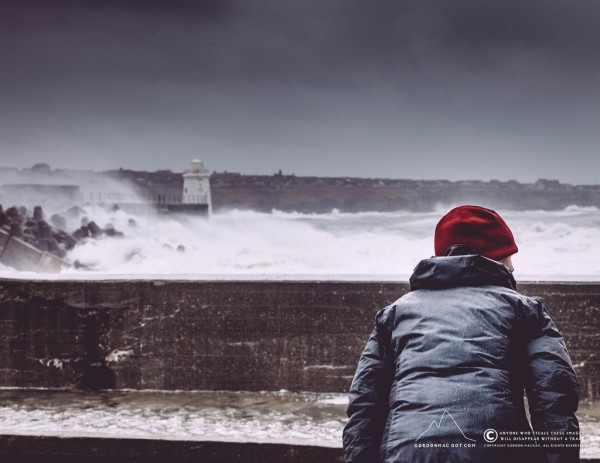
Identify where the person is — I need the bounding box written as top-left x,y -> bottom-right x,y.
343,205 -> 580,463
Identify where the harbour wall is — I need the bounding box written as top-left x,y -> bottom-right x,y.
0,279 -> 598,399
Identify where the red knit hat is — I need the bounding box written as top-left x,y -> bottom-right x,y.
434,205 -> 518,260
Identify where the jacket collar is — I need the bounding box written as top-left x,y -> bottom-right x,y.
409,254 -> 517,291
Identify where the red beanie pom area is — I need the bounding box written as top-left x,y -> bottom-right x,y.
434,205 -> 518,261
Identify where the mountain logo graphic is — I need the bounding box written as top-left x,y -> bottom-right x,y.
415,410 -> 477,443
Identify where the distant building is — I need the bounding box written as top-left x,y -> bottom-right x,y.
534,179 -> 561,190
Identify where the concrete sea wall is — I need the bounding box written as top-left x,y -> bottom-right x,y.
0,279 -> 598,399
0,436 -> 345,463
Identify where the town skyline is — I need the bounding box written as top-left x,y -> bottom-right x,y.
0,162 -> 594,186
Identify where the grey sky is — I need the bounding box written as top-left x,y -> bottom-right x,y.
1,0 -> 599,183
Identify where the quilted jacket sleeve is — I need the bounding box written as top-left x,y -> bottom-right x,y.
343,306 -> 395,463
525,300 -> 580,462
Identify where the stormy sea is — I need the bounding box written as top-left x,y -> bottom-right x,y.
1,203 -> 599,459
1,205 -> 599,281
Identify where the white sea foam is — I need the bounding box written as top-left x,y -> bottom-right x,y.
1,206 -> 599,280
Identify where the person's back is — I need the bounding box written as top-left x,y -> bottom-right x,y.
343,206 -> 580,463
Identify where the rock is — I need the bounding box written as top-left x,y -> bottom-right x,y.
36,239 -> 50,252
104,229 -> 123,238
38,221 -> 53,240
54,230 -> 78,250
50,213 -> 67,231
74,259 -> 92,269
9,222 -> 23,238
43,238 -> 65,257
72,226 -> 90,240
87,221 -> 102,237
33,205 -> 44,222
1,199 -> 135,269
37,236 -> 64,256
21,228 -> 37,246
22,227 -> 36,239
5,207 -> 23,224
26,222 -> 40,239
103,223 -> 124,238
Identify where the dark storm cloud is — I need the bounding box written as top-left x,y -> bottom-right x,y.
438,0 -> 600,57
1,0 -> 599,182
3,0 -> 599,93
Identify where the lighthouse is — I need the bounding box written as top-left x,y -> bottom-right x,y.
183,159 -> 212,215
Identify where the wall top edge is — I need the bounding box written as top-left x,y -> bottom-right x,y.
1,277 -> 600,286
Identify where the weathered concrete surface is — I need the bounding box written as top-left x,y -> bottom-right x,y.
1,435 -> 599,463
0,279 -> 598,398
0,435 -> 345,463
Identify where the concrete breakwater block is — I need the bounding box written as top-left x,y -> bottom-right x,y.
37,251 -> 67,272
0,231 -> 43,270
0,229 -> 68,272
0,229 -> 9,249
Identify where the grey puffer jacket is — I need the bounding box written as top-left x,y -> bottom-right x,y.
343,254 -> 579,463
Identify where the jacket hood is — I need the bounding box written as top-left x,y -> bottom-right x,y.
409,254 -> 517,291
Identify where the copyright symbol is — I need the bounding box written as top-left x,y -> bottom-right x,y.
484,429 -> 498,443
